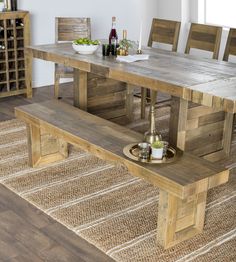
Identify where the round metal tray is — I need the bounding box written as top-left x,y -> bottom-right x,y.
123,143 -> 179,164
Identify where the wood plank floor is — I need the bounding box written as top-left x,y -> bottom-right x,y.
0,184 -> 113,262
0,83 -> 114,262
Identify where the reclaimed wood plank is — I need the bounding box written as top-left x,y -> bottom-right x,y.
15,100 -> 228,200
26,43 -> 236,112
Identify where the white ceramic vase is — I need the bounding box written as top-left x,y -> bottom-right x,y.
151,147 -> 163,159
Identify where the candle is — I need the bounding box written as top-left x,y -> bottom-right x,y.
138,22 -> 142,50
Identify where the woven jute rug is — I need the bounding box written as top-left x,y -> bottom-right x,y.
0,119 -> 235,262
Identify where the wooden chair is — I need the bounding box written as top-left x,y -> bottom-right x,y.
54,17 -> 91,98
148,18 -> 181,51
141,18 -> 181,119
185,23 -> 222,59
223,28 -> 236,61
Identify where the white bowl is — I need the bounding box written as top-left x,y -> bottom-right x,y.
72,43 -> 99,55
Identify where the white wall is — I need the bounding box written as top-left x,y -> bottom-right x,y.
190,0 -> 205,24
157,0 -> 182,20
18,1 -> 233,87
18,0 -> 158,87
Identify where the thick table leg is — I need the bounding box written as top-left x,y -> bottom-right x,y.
150,90 -> 157,107
126,84 -> 135,122
26,123 -> 68,167
73,68 -> 88,110
157,186 -> 207,249
25,49 -> 33,98
204,112 -> 234,161
169,96 -> 188,149
169,96 -> 234,161
141,87 -> 147,119
54,64 -> 60,99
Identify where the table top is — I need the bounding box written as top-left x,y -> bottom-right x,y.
27,43 -> 236,113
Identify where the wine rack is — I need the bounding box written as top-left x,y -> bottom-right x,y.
0,11 -> 30,98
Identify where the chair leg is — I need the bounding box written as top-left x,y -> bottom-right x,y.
54,74 -> 60,99
141,87 -> 147,119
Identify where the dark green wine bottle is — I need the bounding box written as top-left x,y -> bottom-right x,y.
11,0 -> 17,11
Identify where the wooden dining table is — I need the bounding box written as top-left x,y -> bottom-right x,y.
25,43 -> 236,160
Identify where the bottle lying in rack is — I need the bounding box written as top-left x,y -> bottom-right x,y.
0,26 -> 4,38
15,19 -> 24,27
7,35 -> 14,40
0,44 -> 5,50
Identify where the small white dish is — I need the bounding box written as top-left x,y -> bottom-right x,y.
72,43 -> 99,55
116,54 -> 149,63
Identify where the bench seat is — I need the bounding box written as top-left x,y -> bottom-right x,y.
15,100 -> 229,249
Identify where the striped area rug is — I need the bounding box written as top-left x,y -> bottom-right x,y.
0,119 -> 236,262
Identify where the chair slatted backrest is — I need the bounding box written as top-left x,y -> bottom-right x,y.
185,23 -> 222,59
223,28 -> 236,61
55,17 -> 91,42
148,18 -> 181,52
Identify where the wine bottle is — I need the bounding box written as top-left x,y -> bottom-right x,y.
0,26 -> 4,39
15,19 -> 24,27
10,0 -> 17,11
109,17 -> 118,45
0,44 -> 5,50
4,0 -> 11,11
7,31 -> 14,39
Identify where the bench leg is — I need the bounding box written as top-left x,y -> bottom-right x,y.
157,188 -> 207,249
26,123 -> 68,167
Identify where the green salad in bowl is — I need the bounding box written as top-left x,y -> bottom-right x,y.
73,38 -> 100,45
72,38 -> 100,54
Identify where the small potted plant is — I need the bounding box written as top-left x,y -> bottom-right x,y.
151,140 -> 164,159
117,39 -> 136,56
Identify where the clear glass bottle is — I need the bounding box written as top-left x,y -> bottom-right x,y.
123,29 -> 127,40
117,30 -> 129,56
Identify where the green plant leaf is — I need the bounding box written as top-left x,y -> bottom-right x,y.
151,141 -> 164,149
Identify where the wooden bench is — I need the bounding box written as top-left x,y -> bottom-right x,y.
15,100 -> 229,249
